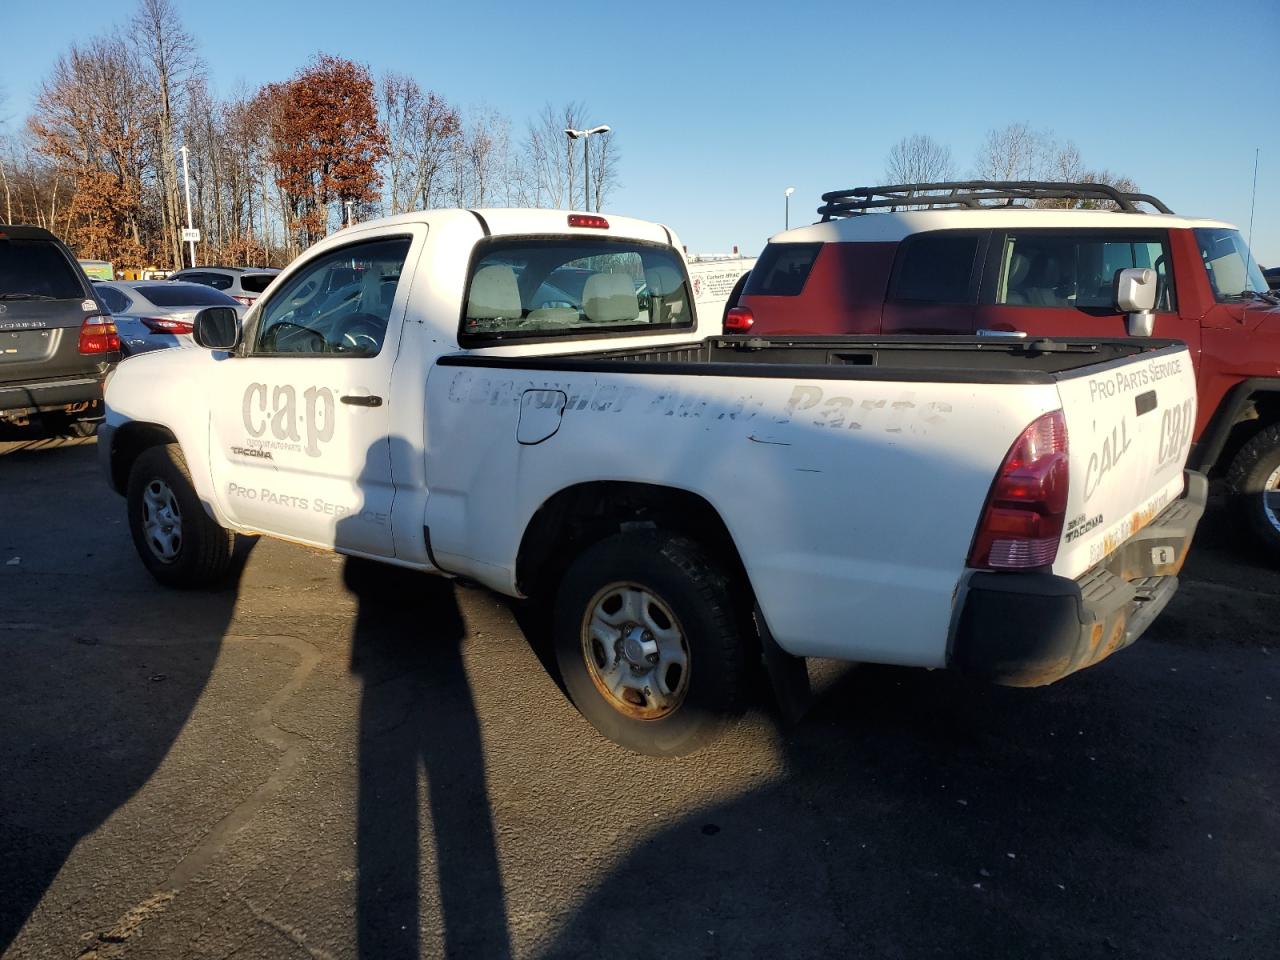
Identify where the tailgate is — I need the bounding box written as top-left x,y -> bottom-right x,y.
1053,344 -> 1196,580
0,300 -> 96,384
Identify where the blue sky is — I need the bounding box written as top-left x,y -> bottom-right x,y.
4,0 -> 1279,262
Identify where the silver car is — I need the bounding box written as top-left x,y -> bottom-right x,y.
92,281 -> 246,356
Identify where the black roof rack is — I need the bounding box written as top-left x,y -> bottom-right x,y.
817,181 -> 1174,220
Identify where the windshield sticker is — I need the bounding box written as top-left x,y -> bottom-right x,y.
82,299 -> 97,311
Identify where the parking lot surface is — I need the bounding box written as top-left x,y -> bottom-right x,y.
2,435 -> 1277,959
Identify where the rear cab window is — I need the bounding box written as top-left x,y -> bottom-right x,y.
743,243 -> 822,297
986,230 -> 1174,312
0,238 -> 86,301
461,238 -> 692,343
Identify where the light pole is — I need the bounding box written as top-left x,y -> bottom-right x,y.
564,124 -> 611,212
785,186 -> 795,230
344,200 -> 354,228
179,144 -> 196,268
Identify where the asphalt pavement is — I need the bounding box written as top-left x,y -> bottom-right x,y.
1,434 -> 1276,959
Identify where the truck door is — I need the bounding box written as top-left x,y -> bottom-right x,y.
207,233 -> 419,557
972,229 -> 1201,358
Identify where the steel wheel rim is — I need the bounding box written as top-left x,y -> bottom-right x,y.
141,478 -> 183,562
1265,465 -> 1280,533
580,581 -> 690,721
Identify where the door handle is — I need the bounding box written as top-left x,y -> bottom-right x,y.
340,394 -> 383,407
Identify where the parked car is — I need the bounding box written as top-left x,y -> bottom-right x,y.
100,208 -> 1204,755
727,180 -> 1280,558
168,266 -> 280,306
93,280 -> 245,356
1265,266 -> 1280,292
0,225 -> 119,435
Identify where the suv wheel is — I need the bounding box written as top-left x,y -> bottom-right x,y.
553,532 -> 747,756
1226,424 -> 1280,561
127,444 -> 235,587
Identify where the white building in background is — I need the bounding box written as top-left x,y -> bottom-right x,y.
683,248 -> 757,326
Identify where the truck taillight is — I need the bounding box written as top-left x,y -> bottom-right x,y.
724,307 -> 754,332
141,316 -> 194,335
78,314 -> 121,354
568,214 -> 609,229
968,410 -> 1069,570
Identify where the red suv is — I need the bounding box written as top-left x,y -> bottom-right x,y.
727,181 -> 1280,557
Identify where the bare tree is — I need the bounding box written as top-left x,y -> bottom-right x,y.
380,72 -> 459,214
589,128 -> 619,211
135,0 -> 199,269
883,134 -> 954,184
972,122 -> 1052,181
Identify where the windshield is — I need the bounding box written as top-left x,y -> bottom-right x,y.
0,238 -> 84,299
136,283 -> 239,307
1194,228 -> 1270,302
240,272 -> 277,294
462,238 -> 692,341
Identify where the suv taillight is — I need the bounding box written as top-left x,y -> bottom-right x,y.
724,306 -> 754,332
232,295 -> 254,306
968,410 -> 1069,570
78,314 -> 121,354
141,316 -> 194,335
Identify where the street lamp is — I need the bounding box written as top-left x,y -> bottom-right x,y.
785,186 -> 795,230
565,124 -> 611,212
344,200 -> 354,228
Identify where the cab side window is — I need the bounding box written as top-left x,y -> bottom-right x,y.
991,233 -> 1173,312
251,238 -> 411,357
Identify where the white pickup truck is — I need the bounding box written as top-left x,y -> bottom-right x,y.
100,208 -> 1206,755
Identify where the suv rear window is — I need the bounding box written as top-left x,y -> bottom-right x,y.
744,243 -> 821,297
136,283 -> 239,307
890,233 -> 979,304
0,239 -> 84,300
240,273 -> 276,294
462,239 -> 692,342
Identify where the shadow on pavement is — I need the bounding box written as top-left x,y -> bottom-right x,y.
0,440 -> 253,952
538,650 -> 1279,958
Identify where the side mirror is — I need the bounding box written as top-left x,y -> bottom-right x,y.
193,307 -> 241,350
1115,267 -> 1157,337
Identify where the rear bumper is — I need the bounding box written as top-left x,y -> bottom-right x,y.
949,470 -> 1207,687
0,374 -> 108,419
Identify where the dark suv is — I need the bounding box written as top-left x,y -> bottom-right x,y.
0,226 -> 120,435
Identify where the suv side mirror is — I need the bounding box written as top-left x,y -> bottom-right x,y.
193,307 -> 241,350
1115,267 -> 1157,337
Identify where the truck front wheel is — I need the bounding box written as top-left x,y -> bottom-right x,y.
1226,424 -> 1280,561
553,532 -> 748,756
127,443 -> 235,587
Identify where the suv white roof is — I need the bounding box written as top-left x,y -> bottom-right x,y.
775,207 -> 1237,245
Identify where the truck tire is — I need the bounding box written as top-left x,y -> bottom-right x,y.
127,443 -> 235,587
553,531 -> 748,756
1226,423 -> 1280,561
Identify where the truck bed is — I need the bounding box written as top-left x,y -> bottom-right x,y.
441,335 -> 1181,383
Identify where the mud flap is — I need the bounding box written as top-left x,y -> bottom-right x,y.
755,603 -> 812,724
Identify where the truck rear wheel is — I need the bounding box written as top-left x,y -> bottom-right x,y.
1226,424 -> 1280,562
553,532 -> 747,756
127,443 -> 235,587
